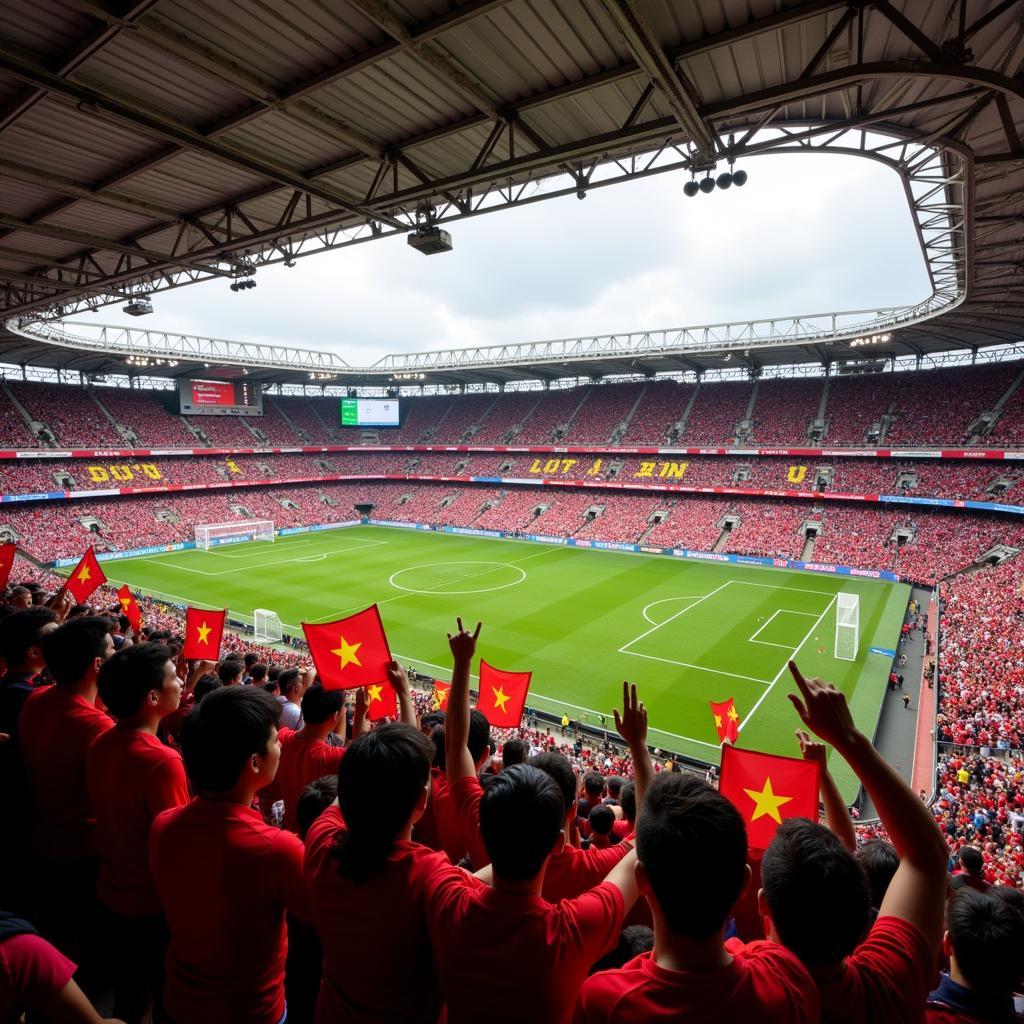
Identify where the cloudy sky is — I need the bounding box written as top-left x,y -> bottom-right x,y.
140,149 -> 930,368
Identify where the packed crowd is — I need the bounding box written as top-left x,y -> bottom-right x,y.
2,581 -> 1021,1024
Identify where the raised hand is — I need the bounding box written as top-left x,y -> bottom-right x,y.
795,728 -> 827,767
787,661 -> 858,751
386,660 -> 410,696
447,617 -> 481,665
614,680 -> 648,750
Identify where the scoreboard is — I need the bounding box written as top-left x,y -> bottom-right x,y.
178,379 -> 263,417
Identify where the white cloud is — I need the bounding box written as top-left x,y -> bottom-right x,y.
143,149 -> 929,366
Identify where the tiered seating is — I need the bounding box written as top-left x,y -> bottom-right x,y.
473,489 -> 549,531
823,374 -> 901,446
433,393 -> 493,443
894,513 -> 1024,585
271,395 -> 334,443
567,384 -> 645,445
471,391 -> 539,444
751,379 -> 824,444
621,380 -> 694,444
390,395 -> 456,443
679,381 -> 752,444
189,413 -> 259,447
987,375 -> 1024,445
94,387 -> 195,445
723,500 -> 807,559
530,493 -> 592,535
9,381 -> 122,446
305,397 -> 361,443
254,398 -> 305,444
0,385 -> 37,445
645,498 -> 731,550
575,495 -> 654,543
515,389 -> 588,443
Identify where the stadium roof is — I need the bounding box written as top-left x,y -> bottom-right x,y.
0,0 -> 1022,385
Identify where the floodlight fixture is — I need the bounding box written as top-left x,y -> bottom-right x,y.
716,172 -> 733,189
683,179 -> 700,197
733,169 -> 748,187
699,176 -> 715,194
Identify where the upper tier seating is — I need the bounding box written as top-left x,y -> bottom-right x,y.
9,381 -> 121,446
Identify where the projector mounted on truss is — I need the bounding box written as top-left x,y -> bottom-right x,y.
122,293 -> 153,317
228,256 -> 257,291
408,203 -> 453,255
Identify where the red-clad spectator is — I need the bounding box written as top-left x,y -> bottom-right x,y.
87,642 -> 189,1024
149,686 -> 307,1024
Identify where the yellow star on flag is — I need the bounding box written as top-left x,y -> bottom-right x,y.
77,565 -> 91,582
119,596 -> 131,609
492,686 -> 510,713
727,705 -> 739,722
367,684 -> 383,704
743,777 -> 793,825
714,714 -> 723,730
196,621 -> 212,645
330,635 -> 362,670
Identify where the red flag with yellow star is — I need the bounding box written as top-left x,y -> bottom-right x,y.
117,584 -> 144,633
183,607 -> 226,660
433,681 -> 451,712
477,660 -> 531,728
65,547 -> 107,604
0,542 -> 16,591
302,604 -> 392,691
366,680 -> 398,722
710,698 -> 740,744
719,745 -> 819,851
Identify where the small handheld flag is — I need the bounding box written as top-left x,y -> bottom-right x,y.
719,745 -> 820,851
302,604 -> 392,691
0,542 -> 15,591
433,681 -> 451,712
366,681 -> 398,722
477,660 -> 531,728
710,698 -> 741,744
65,548 -> 107,604
117,585 -> 144,633
183,607 -> 226,660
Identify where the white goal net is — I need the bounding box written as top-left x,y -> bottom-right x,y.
195,520 -> 275,550
254,608 -> 284,644
835,592 -> 859,661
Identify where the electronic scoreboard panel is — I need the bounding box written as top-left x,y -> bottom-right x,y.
178,379 -> 263,417
340,397 -> 400,428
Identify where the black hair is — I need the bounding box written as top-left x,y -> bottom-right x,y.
948,887 -> 1024,994
267,665 -> 281,682
250,663 -> 267,683
606,775 -> 624,798
959,846 -> 984,875
334,723 -> 433,883
583,771 -> 606,797
179,686 -> 281,795
620,781 -> 636,824
637,774 -> 747,940
468,709 -> 492,764
194,675 -> 222,703
529,751 -> 576,818
41,616 -> 112,686
217,660 -> 243,685
502,738 -> 527,767
243,653 -> 258,670
97,642 -> 173,719
301,684 -> 344,725
0,607 -> 57,666
590,926 -> 654,974
421,711 -> 445,732
479,763 -> 564,881
856,839 -> 900,909
761,818 -> 871,966
116,614 -> 131,634
297,774 -> 338,841
279,667 -> 302,694
263,679 -> 281,694
589,804 -> 615,837
430,724 -> 446,771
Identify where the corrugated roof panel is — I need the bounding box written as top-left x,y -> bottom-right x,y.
43,204 -> 158,240
0,0 -> 95,55
221,110 -> 356,170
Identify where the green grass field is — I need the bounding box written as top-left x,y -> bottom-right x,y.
98,525 -> 910,801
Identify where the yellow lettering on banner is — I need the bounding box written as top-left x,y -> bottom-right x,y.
87,466 -> 109,483
561,459 -> 577,474
585,459 -> 603,477
543,458 -> 561,474
141,463 -> 162,480
225,459 -> 241,475
788,465 -> 808,484
529,459 -> 543,473
109,465 -> 134,481
635,462 -> 656,479
658,461 -> 687,479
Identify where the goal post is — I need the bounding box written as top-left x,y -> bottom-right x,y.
835,592 -> 859,661
195,520 -> 275,550
254,608 -> 284,645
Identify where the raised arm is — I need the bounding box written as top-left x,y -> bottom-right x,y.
387,660 -> 418,728
795,728 -> 856,853
350,686 -> 368,741
788,661 -> 948,947
614,681 -> 652,809
445,617 -> 481,783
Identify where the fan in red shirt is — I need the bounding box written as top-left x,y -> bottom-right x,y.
87,641 -> 190,1024
305,721 -> 464,1024
149,686 -> 308,1024
423,622 -> 645,1024
758,663 -> 948,1024
19,617 -> 114,978
926,887 -> 1024,1024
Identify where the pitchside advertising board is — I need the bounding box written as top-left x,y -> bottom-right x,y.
177,379 -> 264,417
340,398 -> 400,428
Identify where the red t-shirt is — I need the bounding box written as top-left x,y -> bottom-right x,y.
447,774 -> 489,868
149,798 -> 308,1024
413,767 -> 444,850
814,915 -> 936,1024
424,871 -> 625,1024
86,725 -> 190,916
304,804 -> 460,1024
0,932 -> 76,1023
574,941 -> 820,1023
18,685 -> 113,861
275,729 -> 345,832
542,839 -> 631,903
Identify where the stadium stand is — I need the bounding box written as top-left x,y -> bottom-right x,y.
750,378 -> 824,445
678,380 -> 753,444
8,381 -> 122,447
620,379 -> 695,444
515,388 -> 591,443
94,386 -> 196,446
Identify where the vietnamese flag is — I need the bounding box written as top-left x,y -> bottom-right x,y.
366,680 -> 398,722
183,607 -> 226,660
302,604 -> 392,691
477,660 -> 531,728
433,681 -> 451,712
117,585 -> 144,633
710,698 -> 740,744
0,542 -> 15,591
719,745 -> 820,851
65,548 -> 107,604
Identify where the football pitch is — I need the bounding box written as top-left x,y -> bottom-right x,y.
99,526 -> 910,802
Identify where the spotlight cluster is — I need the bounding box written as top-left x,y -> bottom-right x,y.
683,169 -> 748,197
124,356 -> 179,368
850,333 -> 892,347
229,279 -> 256,292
